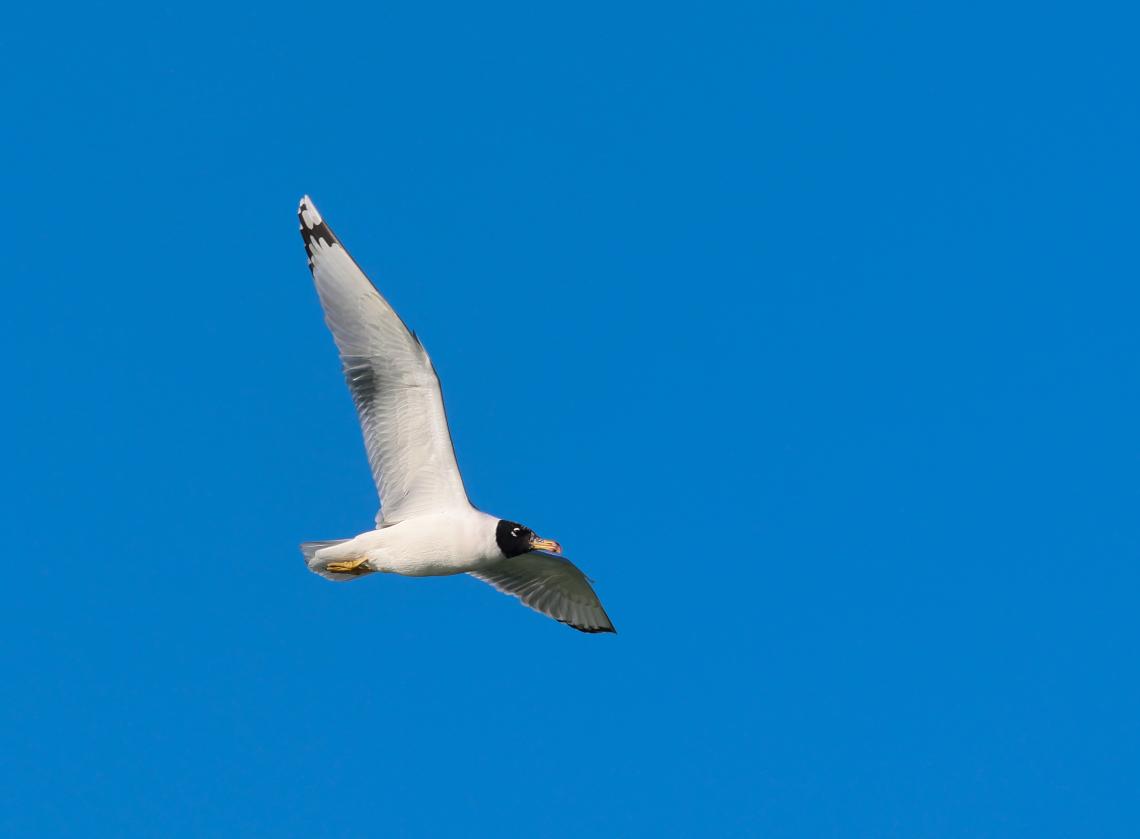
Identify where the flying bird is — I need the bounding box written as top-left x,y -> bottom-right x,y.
297,196 -> 615,633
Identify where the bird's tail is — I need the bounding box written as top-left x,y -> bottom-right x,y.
300,539 -> 371,582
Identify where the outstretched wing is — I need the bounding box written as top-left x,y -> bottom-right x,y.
470,552 -> 616,633
299,196 -> 469,524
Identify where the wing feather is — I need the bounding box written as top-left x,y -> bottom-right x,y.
470,552 -> 616,634
298,196 -> 469,523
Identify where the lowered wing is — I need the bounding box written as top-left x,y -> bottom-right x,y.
470,552 -> 616,633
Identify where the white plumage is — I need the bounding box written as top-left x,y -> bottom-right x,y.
297,196 -> 614,634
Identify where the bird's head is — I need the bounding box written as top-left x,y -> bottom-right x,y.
495,519 -> 562,559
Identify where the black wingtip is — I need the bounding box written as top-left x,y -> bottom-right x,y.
565,621 -> 618,634
297,195 -> 340,265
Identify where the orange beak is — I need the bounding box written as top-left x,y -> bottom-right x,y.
529,536 -> 562,554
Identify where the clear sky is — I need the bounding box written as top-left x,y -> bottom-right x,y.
3,2 -> 1138,836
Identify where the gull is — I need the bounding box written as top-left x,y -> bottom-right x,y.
297,196 -> 615,634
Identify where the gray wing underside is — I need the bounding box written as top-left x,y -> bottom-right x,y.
470,552 -> 616,634
298,196 -> 470,524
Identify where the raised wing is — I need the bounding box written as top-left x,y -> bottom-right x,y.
470,552 -> 616,633
299,196 -> 469,524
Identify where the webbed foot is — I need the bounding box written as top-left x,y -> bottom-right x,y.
325,557 -> 371,575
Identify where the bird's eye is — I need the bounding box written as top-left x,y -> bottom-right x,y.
511,527 -> 520,537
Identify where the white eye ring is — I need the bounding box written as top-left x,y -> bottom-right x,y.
511,527 -> 520,537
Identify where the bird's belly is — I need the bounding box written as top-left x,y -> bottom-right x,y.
370,549 -> 474,577
343,512 -> 494,577
363,533 -> 485,577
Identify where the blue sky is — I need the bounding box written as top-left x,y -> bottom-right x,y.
3,2 -> 1138,836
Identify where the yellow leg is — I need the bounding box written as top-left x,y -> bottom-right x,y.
326,556 -> 371,575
